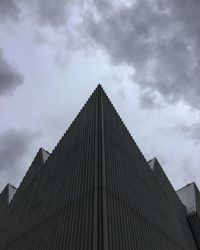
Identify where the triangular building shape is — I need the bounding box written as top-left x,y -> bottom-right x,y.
1,85 -> 198,250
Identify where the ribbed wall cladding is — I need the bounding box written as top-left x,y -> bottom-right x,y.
0,85 -> 198,249
188,214 -> 200,249
102,91 -> 197,250
0,184 -> 16,244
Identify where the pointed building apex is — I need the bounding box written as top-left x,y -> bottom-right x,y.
96,83 -> 105,92
0,183 -> 17,204
97,83 -> 102,88
1,82 -> 199,250
39,147 -> 50,163
148,157 -> 158,169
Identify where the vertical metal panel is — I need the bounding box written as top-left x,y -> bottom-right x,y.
2,88 -> 97,250
0,185 -> 16,244
102,88 -> 197,250
1,85 -> 198,250
177,183 -> 196,214
188,213 -> 200,249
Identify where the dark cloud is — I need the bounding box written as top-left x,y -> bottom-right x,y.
0,0 -> 20,21
0,0 -> 76,28
0,49 -> 24,96
139,89 -> 163,109
23,0 -> 68,27
84,0 -> 200,109
1,0 -> 200,111
0,128 -> 41,172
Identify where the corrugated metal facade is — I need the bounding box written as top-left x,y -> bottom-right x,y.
0,85 -> 199,249
0,184 -> 16,244
188,213 -> 200,248
102,91 -> 197,250
177,183 -> 200,249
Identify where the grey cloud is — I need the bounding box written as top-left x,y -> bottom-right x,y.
0,49 -> 24,96
0,0 -> 74,27
181,157 -> 198,185
139,89 -> 163,109
0,128 -> 41,172
180,124 -> 200,145
25,0 -> 68,27
92,0 -> 113,17
84,0 -> 200,110
190,125 -> 200,145
2,0 -> 200,111
22,0 -> 85,28
0,0 -> 20,21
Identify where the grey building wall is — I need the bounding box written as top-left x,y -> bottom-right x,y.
0,184 -> 17,245
102,91 -> 197,250
177,183 -> 197,215
0,148 -> 50,249
177,183 -> 200,249
8,185 -> 17,204
0,85 -> 198,249
149,158 -> 198,249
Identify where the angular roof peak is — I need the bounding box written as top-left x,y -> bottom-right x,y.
0,183 -> 17,204
148,157 -> 158,169
39,147 -> 50,163
97,83 -> 102,88
95,84 -> 106,93
2,84 -> 198,250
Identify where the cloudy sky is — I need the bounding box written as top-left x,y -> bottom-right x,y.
0,0 -> 200,192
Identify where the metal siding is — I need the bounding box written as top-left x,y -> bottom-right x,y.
0,85 -> 198,249
194,185 -> 200,216
177,183 -> 196,214
188,213 -> 200,249
102,90 -> 197,250
0,185 -> 10,243
2,89 -> 97,249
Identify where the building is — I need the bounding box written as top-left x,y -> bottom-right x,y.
177,183 -> 200,247
0,183 -> 16,239
0,85 -> 199,249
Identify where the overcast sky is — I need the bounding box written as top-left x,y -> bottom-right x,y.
0,0 -> 200,192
